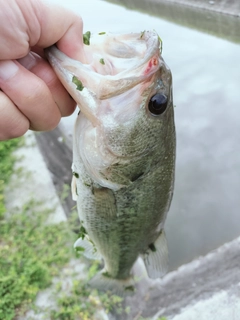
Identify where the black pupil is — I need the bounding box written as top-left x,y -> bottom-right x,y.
148,93 -> 168,115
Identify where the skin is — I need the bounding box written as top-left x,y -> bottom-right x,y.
0,0 -> 84,141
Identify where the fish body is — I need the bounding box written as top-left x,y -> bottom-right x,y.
46,31 -> 175,294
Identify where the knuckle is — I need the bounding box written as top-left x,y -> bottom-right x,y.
43,71 -> 58,91
8,122 -> 29,139
45,111 -> 61,131
0,120 -> 29,140
17,45 -> 30,59
59,100 -> 76,117
17,79 -> 46,106
0,92 -> 29,140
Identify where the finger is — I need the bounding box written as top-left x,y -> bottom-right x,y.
0,0 -> 84,61
18,52 -> 76,117
36,2 -> 84,60
0,91 -> 29,141
0,60 -> 61,132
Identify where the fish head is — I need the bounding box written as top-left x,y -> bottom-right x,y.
45,31 -> 174,188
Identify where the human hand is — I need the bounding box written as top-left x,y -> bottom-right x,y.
0,0 -> 84,140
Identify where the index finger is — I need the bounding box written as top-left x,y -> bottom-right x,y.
0,0 -> 84,61
34,1 -> 84,60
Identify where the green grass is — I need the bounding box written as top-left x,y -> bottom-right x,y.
0,200 -> 75,320
0,138 -> 75,319
50,273 -> 124,320
0,138 -> 24,219
138,318 -> 167,320
0,199 -> 124,320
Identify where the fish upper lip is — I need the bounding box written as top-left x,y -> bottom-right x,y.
45,31 -> 161,96
45,31 -> 161,123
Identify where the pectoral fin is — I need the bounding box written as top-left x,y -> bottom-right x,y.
142,230 -> 168,279
74,236 -> 102,260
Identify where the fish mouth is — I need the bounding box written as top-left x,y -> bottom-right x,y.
45,31 -> 161,124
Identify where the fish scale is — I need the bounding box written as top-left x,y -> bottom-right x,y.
46,30 -> 176,295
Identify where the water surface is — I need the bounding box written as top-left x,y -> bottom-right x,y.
48,0 -> 240,270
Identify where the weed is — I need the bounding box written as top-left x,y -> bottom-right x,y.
0,138 -> 75,319
0,138 -> 23,219
0,199 -> 75,319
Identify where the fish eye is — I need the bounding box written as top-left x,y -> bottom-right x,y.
148,93 -> 168,116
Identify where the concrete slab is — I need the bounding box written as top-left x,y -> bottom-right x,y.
170,289 -> 240,320
34,127 -> 76,220
5,131 -> 66,224
120,236 -> 240,319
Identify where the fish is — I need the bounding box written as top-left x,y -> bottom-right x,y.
45,30 -> 176,295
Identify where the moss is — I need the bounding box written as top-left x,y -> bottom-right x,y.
124,285 -> 135,292
0,137 -> 24,219
78,225 -> 87,240
51,275 -> 124,320
138,317 -> 167,320
72,171 -> 79,178
99,58 -> 105,65
83,31 -> 91,45
149,243 -> 157,252
140,30 -> 145,38
72,76 -> 84,91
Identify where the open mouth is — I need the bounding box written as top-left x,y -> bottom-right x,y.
45,31 -> 161,123
82,32 -> 149,76
45,31 -> 161,86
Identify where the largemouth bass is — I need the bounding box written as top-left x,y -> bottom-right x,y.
46,30 -> 175,294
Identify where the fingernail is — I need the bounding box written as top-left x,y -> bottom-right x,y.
0,60 -> 19,81
18,52 -> 38,70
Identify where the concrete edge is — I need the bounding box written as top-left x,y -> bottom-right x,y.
121,235 -> 240,318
